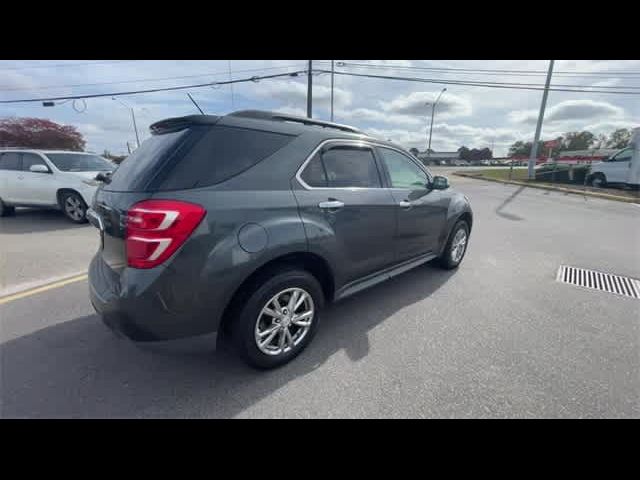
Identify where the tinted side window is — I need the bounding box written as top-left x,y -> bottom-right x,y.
378,147 -> 428,189
321,146 -> 381,188
0,153 -> 21,171
158,126 -> 295,190
300,154 -> 327,187
22,153 -> 49,172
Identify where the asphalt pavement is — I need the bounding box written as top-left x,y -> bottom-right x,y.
0,208 -> 97,296
1,172 -> 639,418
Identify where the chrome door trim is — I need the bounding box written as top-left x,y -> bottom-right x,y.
295,139 -> 430,191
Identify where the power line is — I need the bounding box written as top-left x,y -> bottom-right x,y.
334,63 -> 640,83
0,70 -> 308,104
0,60 -> 141,71
330,61 -> 640,77
315,69 -> 640,95
0,64 -> 306,93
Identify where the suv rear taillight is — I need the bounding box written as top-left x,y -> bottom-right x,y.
125,200 -> 206,269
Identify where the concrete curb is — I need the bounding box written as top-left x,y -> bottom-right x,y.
453,172 -> 640,204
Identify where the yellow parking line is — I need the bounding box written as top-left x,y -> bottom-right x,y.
0,273 -> 88,306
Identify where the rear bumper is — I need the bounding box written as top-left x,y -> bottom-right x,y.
89,254 -> 220,353
98,308 -> 218,354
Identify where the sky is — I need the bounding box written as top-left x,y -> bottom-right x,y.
1,60 -> 638,157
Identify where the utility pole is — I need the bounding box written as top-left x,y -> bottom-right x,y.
427,88 -> 447,157
528,60 -> 555,179
307,60 -> 313,119
330,60 -> 335,122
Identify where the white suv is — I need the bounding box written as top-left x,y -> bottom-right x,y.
0,149 -> 115,223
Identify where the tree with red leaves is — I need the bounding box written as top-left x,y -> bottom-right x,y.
0,117 -> 86,151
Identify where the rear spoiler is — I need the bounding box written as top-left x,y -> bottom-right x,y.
149,115 -> 220,135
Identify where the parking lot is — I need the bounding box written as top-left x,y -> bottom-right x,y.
1,170 -> 639,418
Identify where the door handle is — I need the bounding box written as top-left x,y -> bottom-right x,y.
318,200 -> 344,210
398,200 -> 412,209
17,175 -> 24,180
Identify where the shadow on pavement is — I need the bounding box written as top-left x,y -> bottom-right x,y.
0,208 -> 88,234
1,263 -> 455,418
495,186 -> 526,221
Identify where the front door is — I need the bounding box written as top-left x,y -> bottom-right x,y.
375,146 -> 449,262
604,147 -> 633,183
19,153 -> 57,205
293,142 -> 397,286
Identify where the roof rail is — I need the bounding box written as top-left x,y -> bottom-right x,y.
227,110 -> 366,135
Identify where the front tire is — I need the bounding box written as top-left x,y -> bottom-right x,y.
589,173 -> 607,188
231,267 -> 324,369
0,198 -> 16,217
436,220 -> 469,270
61,191 -> 88,223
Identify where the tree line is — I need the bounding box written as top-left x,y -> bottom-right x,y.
508,128 -> 632,157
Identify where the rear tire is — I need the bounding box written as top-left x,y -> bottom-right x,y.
60,191 -> 88,223
231,267 -> 324,369
589,173 -> 607,188
0,198 -> 15,217
436,220 -> 469,270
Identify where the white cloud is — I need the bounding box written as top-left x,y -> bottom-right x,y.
336,107 -> 422,126
273,105 -> 307,117
509,99 -> 625,125
380,91 -> 472,119
366,123 -> 523,155
253,79 -> 352,109
0,71 -> 40,91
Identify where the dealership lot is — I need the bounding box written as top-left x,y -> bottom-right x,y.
1,172 -> 639,418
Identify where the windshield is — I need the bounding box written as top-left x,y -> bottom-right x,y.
45,153 -> 114,172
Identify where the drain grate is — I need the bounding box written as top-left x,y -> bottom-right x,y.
556,265 -> 640,299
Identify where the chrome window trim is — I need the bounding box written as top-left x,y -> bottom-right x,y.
295,139 -> 429,191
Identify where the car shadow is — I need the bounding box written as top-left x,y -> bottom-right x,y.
1,263 -> 456,418
495,185 -> 525,221
0,208 -> 88,234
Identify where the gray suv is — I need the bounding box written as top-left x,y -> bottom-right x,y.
88,110 -> 473,369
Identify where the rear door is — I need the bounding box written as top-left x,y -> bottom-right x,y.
20,153 -> 58,205
375,146 -> 449,262
0,152 -> 23,203
293,140 -> 397,285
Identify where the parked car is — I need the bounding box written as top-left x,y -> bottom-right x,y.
87,110 -> 473,369
587,128 -> 639,188
0,149 -> 115,222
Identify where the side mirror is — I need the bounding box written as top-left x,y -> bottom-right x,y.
431,175 -> 449,190
29,164 -> 50,173
95,171 -> 112,184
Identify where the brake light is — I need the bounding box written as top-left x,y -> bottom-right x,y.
125,200 -> 206,269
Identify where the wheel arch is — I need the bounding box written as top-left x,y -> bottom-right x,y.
56,188 -> 86,208
217,251 -> 335,338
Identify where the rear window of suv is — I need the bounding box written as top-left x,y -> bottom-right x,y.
105,125 -> 295,192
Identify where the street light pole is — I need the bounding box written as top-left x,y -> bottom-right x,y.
130,109 -> 140,148
330,60 -> 335,122
528,60 -> 554,179
427,88 -> 447,157
113,97 -> 140,149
